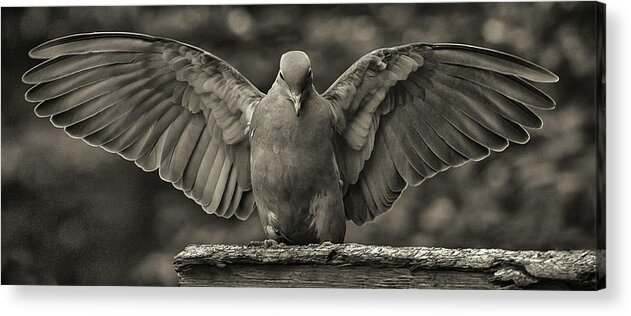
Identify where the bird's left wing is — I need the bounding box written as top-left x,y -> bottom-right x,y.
323,43 -> 558,225
22,32 -> 263,219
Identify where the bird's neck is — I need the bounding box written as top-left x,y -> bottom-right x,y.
302,83 -> 316,98
273,75 -> 317,96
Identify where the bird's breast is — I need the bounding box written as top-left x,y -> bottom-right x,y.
248,90 -> 345,244
250,89 -> 335,153
249,92 -> 337,195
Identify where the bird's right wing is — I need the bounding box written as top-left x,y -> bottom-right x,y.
22,32 -> 263,219
323,43 -> 558,225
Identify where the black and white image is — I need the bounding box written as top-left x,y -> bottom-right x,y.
1,2 -> 605,289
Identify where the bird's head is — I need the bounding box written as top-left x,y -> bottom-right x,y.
279,51 -> 312,116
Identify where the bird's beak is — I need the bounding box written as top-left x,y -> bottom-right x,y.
290,91 -> 303,117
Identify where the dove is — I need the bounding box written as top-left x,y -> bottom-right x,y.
22,32 -> 558,245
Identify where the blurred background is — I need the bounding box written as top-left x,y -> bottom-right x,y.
2,2 -> 600,285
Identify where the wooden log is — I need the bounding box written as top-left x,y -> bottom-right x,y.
173,243 -> 605,290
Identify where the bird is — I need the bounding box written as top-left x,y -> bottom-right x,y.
22,32 -> 558,245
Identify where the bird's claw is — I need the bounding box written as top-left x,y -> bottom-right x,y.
247,240 -> 264,247
248,239 -> 284,248
263,239 -> 279,248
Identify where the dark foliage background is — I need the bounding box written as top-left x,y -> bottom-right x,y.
1,2 -> 599,285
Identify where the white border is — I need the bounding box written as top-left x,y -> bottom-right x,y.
2,0 -> 630,315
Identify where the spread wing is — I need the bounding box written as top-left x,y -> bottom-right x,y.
324,43 -> 559,225
22,32 -> 263,220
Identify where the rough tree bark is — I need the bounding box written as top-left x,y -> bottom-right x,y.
173,243 -> 605,290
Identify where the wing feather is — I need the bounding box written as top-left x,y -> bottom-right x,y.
190,127 -> 221,202
22,32 -> 263,220
134,128 -> 168,172
325,43 -> 558,224
429,44 -> 558,82
23,52 -> 143,83
424,88 -> 510,151
180,125 -> 213,192
50,82 -> 151,128
205,157 -> 232,214
200,148 -> 228,207
166,115 -> 206,184
381,122 -> 426,185
217,167 -> 239,217
425,72 -> 531,143
26,63 -> 144,102
158,110 -> 194,180
235,191 -> 256,221
435,63 -> 555,109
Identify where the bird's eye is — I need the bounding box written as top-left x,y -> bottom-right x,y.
279,72 -> 285,81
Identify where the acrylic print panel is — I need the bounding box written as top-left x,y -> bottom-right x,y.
1,2 -> 605,289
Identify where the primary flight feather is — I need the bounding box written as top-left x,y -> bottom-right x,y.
22,32 -> 558,244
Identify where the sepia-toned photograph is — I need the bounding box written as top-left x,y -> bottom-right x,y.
1,2 -> 605,289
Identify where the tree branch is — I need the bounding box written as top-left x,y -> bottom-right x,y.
173,243 -> 605,289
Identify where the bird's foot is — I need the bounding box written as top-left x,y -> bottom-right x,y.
247,239 -> 285,248
247,240 -> 263,247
